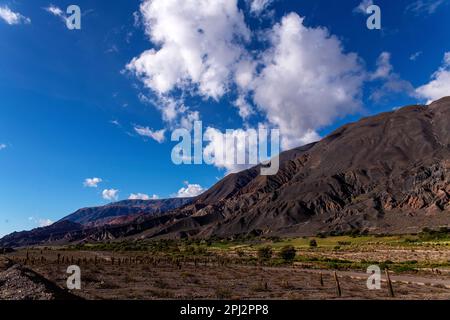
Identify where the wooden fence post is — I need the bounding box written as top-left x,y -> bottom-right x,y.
334,271 -> 342,297
385,269 -> 395,298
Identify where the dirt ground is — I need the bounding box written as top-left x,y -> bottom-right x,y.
3,249 -> 450,300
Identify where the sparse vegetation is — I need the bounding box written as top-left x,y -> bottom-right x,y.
309,239 -> 318,248
279,245 -> 296,262
3,234 -> 450,300
257,246 -> 273,261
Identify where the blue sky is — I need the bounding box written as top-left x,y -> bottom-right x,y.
0,0 -> 449,237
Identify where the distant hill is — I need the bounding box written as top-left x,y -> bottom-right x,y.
60,198 -> 193,227
0,198 -> 192,247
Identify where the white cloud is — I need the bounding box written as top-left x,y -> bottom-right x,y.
83,177 -> 102,188
203,126 -> 260,173
44,5 -> 67,23
134,126 -> 166,143
406,0 -> 447,15
45,5 -> 64,17
369,52 -> 415,102
416,52 -> 450,103
138,94 -> 200,131
179,111 -> 200,131
247,0 -> 276,15
126,0 -> 250,101
28,217 -> 53,228
0,5 -> 30,25
0,144 -> 6,151
102,189 -> 119,201
129,193 -> 159,200
39,219 -> 54,227
251,13 -> 364,149
410,51 -> 423,61
234,95 -> 254,120
370,52 -> 393,80
176,182 -> 205,198
353,0 -> 374,14
128,3 -> 366,153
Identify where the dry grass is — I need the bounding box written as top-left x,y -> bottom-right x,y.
4,247 -> 450,300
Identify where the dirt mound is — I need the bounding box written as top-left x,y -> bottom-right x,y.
0,261 -> 81,300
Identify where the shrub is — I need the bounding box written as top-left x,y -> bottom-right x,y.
309,239 -> 318,248
257,246 -> 273,261
236,249 -> 245,257
279,246 -> 296,262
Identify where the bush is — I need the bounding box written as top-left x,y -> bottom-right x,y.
309,239 -> 318,248
279,246 -> 296,262
257,246 -> 273,261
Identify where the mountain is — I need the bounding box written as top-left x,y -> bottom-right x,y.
0,198 -> 192,247
123,97 -> 450,238
60,198 -> 193,227
2,97 -> 450,246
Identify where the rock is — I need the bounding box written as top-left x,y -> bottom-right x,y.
0,263 -> 81,300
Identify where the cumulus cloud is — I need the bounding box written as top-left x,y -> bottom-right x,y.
176,182 -> 205,198
83,177 -> 102,188
353,0 -> 374,14
134,126 -> 166,143
251,13 -> 364,149
129,193 -> 159,200
416,52 -> 450,103
234,95 -> 254,120
102,189 -> 119,201
203,126 -> 263,173
0,5 -> 30,25
370,52 -> 393,80
369,52 -> 415,102
247,0 -> 277,15
406,0 -> 447,15
129,2 -> 370,156
29,217 -> 53,228
126,0 -> 250,101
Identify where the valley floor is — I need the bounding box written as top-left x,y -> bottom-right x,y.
2,235 -> 450,300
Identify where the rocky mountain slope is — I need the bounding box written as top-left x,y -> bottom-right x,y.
60,198 -> 193,227
2,97 -> 450,246
125,97 -> 450,238
0,198 -> 192,247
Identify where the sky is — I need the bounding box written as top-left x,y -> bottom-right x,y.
0,0 -> 449,237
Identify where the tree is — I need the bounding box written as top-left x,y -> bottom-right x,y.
309,239 -> 318,248
279,246 -> 297,262
257,246 -> 273,261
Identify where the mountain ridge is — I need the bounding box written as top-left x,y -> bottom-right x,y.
2,97 -> 450,247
